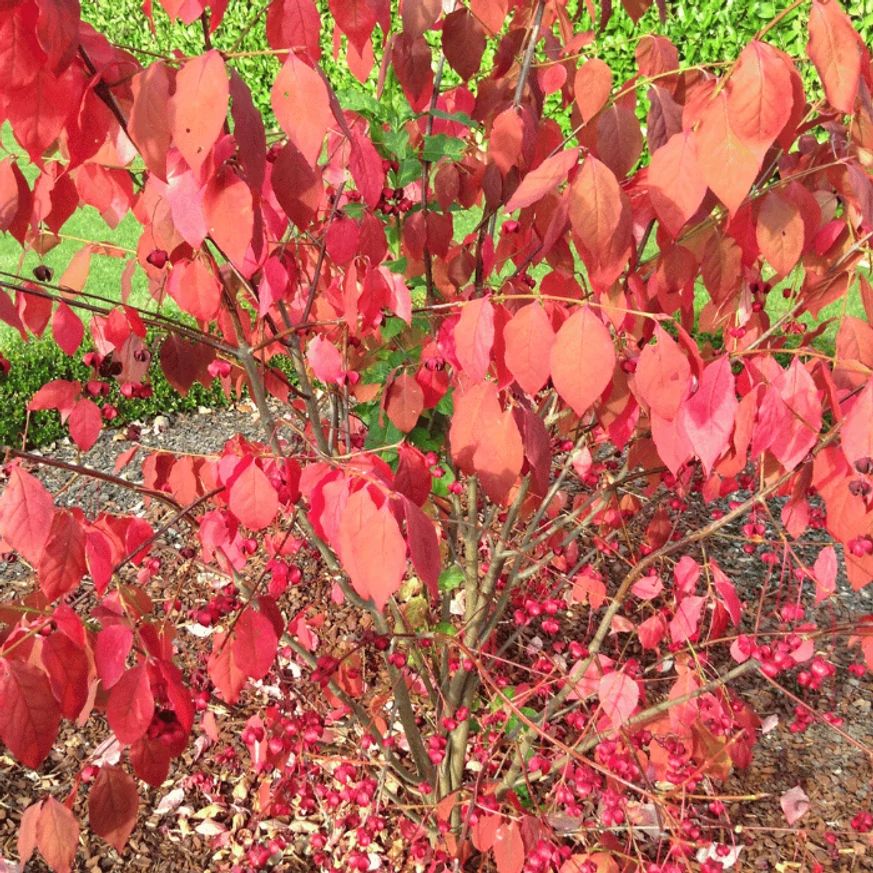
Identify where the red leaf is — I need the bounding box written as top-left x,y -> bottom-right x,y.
158,335 -> 214,398
598,671 -> 639,729
646,85 -> 683,152
595,104 -> 643,179
574,58 -> 612,123
442,8 -> 485,81
0,466 -> 55,566
490,109 -> 523,175
757,190 -> 804,278
569,156 -> 633,288
19,287 -> 52,338
7,66 -> 82,165
648,131 -> 707,238
472,814 -> 500,852
449,380 -> 502,474
68,397 -> 102,453
38,510 -> 87,601
232,608 -> 279,680
678,356 -> 738,475
18,801 -> 41,867
395,444 -> 432,506
695,89 -> 759,215
271,140 -> 323,230
638,613 -> 667,649
307,335 -> 345,385
470,0 -> 508,34
402,0 -> 440,39
88,765 -> 139,854
454,296 -> 495,383
770,358 -> 822,472
107,664 -> 155,745
208,631 -> 248,704
392,33 -> 434,113
35,796 -> 79,873
385,373 -> 425,433
203,170 -> 254,271
634,325 -> 690,420
349,129 -> 385,210
169,50 -> 228,175
401,497 -> 440,598
813,545 -> 838,604
728,41 -> 793,153
272,52 -> 331,167
228,459 -> 279,531
337,487 -> 408,611
96,625 -> 134,690
129,735 -> 171,786
493,820 -> 524,873
51,302 -> 84,356
330,0 -> 376,55
0,659 -> 61,768
840,380 -> 873,468
28,379 -> 80,418
710,560 -> 743,625
550,305 -> 615,417
505,148 -> 578,212
669,594 -> 706,643
266,0 -> 322,60
503,302 -> 555,395
129,63 -> 173,182
807,0 -> 862,114
473,405 -> 524,505
229,70 -> 267,194
167,259 -> 221,322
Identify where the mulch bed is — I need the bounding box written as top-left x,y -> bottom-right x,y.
2,404 -> 873,871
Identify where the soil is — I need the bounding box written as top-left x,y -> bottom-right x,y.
1,404 -> 872,872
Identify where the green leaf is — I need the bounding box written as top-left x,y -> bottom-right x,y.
408,426 -> 444,453
381,317 -> 406,339
385,257 -> 408,274
436,388 -> 454,415
338,89 -> 385,120
421,134 -> 466,163
377,128 -> 410,159
434,621 -> 457,637
426,109 -> 477,128
398,158 -> 423,187
438,566 -> 465,592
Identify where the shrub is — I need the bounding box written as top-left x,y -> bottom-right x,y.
0,2 -> 872,873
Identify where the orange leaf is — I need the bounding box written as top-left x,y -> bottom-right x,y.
36,797 -> 79,873
169,51 -> 228,175
271,52 -> 331,167
550,305 -> 615,417
503,302 -> 555,395
337,487 -> 407,611
454,297 -> 495,383
807,0 -> 862,114
574,58 -> 612,123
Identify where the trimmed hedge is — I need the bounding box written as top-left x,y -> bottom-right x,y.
0,333 -> 230,449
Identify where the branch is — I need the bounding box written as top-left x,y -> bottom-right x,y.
2,447 -> 183,513
495,426 -> 841,798
513,0 -> 546,107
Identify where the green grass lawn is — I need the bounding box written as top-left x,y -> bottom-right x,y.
0,125 -> 156,351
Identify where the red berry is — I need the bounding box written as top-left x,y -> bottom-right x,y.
147,249 -> 169,269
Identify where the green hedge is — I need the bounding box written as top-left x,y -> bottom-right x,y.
0,332 -> 230,449
82,0 -> 873,120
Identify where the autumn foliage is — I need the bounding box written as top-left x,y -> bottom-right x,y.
1,0 -> 873,870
